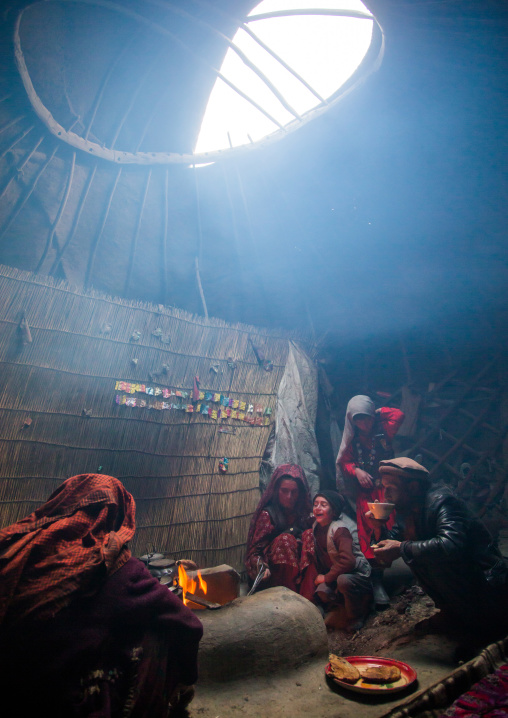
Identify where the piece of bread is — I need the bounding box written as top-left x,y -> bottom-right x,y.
329,655 -> 360,684
359,664 -> 401,684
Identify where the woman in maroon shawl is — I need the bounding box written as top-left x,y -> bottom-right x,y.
245,464 -> 313,593
0,473 -> 203,718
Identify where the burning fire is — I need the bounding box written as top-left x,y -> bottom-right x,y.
178,563 -> 208,609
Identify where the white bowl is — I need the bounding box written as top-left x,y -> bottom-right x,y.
367,502 -> 395,520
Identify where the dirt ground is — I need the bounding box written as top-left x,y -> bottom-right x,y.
186,598 -> 463,718
170,527 -> 507,718
328,584 -> 438,657
184,562 -> 475,718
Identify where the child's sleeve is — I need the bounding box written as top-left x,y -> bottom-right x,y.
379,407 -> 405,440
337,442 -> 357,480
323,527 -> 356,583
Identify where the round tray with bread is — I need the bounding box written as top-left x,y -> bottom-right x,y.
325,655 -> 417,694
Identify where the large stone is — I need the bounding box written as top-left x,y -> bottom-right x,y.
197,587 -> 328,682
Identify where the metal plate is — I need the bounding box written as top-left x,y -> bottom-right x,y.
325,656 -> 417,694
149,558 -> 176,569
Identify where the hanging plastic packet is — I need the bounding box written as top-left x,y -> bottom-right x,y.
218,457 -> 229,474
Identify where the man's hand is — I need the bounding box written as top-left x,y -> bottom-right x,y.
364,510 -> 388,531
262,567 -> 271,581
373,539 -> 401,564
355,467 -> 374,489
314,574 -> 327,586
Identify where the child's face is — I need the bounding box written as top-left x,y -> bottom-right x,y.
353,413 -> 375,434
313,496 -> 334,527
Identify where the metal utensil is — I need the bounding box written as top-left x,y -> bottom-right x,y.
247,557 -> 266,596
185,591 -> 221,610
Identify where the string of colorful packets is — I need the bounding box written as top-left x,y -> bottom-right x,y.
114,381 -> 272,426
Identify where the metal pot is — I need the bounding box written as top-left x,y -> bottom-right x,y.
160,574 -> 177,586
139,552 -> 164,565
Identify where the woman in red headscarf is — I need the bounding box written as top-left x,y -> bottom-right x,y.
245,464 -> 313,593
0,473 -> 203,718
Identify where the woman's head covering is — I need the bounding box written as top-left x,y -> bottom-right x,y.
0,474 -> 135,626
379,457 -> 430,483
313,490 -> 345,520
336,395 -> 376,465
246,464 -> 312,551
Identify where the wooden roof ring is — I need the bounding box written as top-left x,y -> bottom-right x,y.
14,0 -> 385,165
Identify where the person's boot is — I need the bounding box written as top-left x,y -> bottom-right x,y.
371,568 -> 390,609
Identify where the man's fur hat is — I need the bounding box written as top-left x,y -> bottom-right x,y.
379,457 -> 430,482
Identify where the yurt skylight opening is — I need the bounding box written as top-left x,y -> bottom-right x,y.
194,0 -> 375,155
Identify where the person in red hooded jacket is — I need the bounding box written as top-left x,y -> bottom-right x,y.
336,395 -> 404,606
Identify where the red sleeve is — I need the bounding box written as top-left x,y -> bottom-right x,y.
324,527 -> 356,583
337,442 -> 357,479
299,528 -> 315,572
245,511 -> 274,580
379,407 -> 405,440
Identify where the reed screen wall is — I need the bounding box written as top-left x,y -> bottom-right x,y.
0,265 -> 295,569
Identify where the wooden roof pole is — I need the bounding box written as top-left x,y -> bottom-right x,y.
160,168 -> 169,306
124,168 -> 152,296
85,166 -> 123,287
14,2 -> 384,164
49,164 -> 98,274
84,37 -> 138,141
14,1 -> 285,163
192,0 -> 327,104
35,118 -> 82,273
0,124 -> 35,159
0,134 -> 44,202
108,51 -> 163,151
0,114 -> 27,137
193,164 -> 208,319
36,151 -> 76,273
0,144 -> 58,243
152,1 -> 302,120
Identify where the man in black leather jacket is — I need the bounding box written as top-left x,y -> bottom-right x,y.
370,457 -> 508,635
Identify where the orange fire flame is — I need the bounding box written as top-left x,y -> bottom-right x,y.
178,563 -> 208,609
